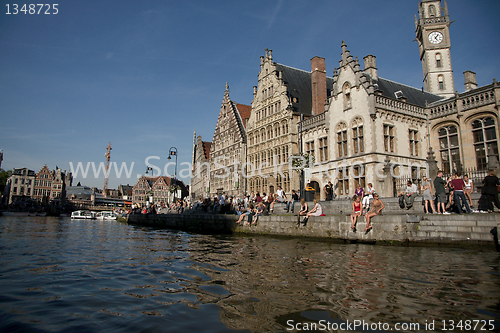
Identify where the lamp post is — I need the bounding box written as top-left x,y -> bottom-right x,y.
145,166 -> 153,207
168,147 -> 178,203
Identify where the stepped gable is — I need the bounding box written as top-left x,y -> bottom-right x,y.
275,63 -> 334,115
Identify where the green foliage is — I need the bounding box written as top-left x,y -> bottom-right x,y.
290,153 -> 315,172
0,169 -> 12,186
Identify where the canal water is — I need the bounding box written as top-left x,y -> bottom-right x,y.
0,216 -> 499,333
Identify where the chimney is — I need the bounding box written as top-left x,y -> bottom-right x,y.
464,70 -> 477,91
363,55 -> 378,80
311,56 -> 327,115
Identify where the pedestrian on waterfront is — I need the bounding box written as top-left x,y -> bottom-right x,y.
285,189 -> 299,213
402,180 -> 418,209
251,202 -> 265,225
362,183 -> 375,213
481,169 -> 500,213
350,195 -> 362,231
270,187 -> 286,212
297,199 -> 308,226
236,204 -> 254,224
301,199 -> 323,226
463,174 -> 474,208
421,176 -> 436,214
364,194 -> 384,232
255,192 -> 262,203
355,183 -> 364,204
450,172 -> 472,214
324,181 -> 333,201
434,170 -> 449,214
266,193 -> 274,213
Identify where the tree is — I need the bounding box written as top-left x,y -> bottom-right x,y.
0,169 -> 12,186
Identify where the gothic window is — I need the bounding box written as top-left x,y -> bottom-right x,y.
438,125 -> 460,173
338,168 -> 349,195
337,122 -> 348,157
472,117 -> 498,170
343,83 -> 351,110
409,129 -> 419,156
318,137 -> 328,162
306,141 -> 315,160
438,75 -> 445,90
353,165 -> 366,190
384,124 -> 395,152
284,173 -> 290,193
436,53 -> 442,68
352,118 -> 364,154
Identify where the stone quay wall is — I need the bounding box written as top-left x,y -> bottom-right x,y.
127,199 -> 500,248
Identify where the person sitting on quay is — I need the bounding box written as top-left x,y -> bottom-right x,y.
354,183 -> 364,206
285,189 -> 299,213
270,187 -> 286,213
399,180 -> 419,210
265,193 -> 274,213
236,204 -> 254,224
362,183 -> 375,214
350,195 -> 362,231
301,199 -> 323,226
421,176 -> 436,214
463,174 -> 474,209
450,172 -> 472,214
364,193 -> 384,232
250,202 -> 265,225
482,169 -> 500,213
297,199 -> 308,226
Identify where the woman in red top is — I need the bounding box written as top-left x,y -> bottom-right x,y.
350,195 -> 362,231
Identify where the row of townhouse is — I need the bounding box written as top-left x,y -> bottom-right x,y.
3,165 -> 73,205
191,0 -> 499,201
132,176 -> 189,207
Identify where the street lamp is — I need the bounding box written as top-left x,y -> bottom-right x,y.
145,166 -> 153,177
167,147 -> 178,179
168,147 -> 178,203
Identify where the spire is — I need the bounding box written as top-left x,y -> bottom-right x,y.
224,82 -> 230,99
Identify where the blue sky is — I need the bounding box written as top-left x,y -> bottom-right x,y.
1,0 -> 499,189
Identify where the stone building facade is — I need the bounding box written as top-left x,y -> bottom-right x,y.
190,133 -> 211,199
6,168 -> 36,205
245,51 -> 333,197
209,84 -> 250,198
191,0 -> 499,200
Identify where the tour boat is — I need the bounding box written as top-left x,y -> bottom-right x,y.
71,210 -> 96,219
95,211 -> 117,220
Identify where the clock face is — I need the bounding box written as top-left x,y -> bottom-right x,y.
428,31 -> 443,44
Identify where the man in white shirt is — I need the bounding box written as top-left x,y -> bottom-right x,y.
404,180 -> 418,209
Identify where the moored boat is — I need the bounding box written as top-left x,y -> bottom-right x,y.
71,210 -> 96,219
95,211 -> 117,220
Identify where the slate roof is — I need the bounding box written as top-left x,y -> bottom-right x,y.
276,63 -> 334,115
375,77 -> 444,107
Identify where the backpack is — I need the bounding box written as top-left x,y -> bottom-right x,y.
399,195 -> 405,209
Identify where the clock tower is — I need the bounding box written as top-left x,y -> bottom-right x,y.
415,0 -> 455,98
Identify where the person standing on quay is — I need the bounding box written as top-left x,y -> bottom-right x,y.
324,181 -> 333,201
450,172 -> 472,214
285,189 -> 299,213
482,169 -> 500,213
421,176 -> 436,214
434,170 -> 449,214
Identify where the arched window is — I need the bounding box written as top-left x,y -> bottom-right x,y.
438,125 -> 460,173
438,75 -> 445,90
472,117 -> 498,170
343,83 -> 351,110
436,53 -> 442,68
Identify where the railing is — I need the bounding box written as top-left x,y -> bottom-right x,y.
461,90 -> 496,111
375,95 -> 426,117
429,100 -> 457,118
301,112 -> 326,131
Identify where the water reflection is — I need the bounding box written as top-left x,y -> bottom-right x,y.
0,216 -> 498,332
